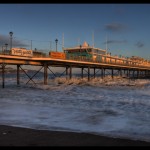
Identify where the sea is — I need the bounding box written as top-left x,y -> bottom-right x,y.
1,69 -> 150,142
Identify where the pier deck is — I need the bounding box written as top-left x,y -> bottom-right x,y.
1,54 -> 150,88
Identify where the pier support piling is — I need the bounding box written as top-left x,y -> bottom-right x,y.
44,63 -> 48,85
66,66 -> 69,80
112,68 -> 114,79
93,68 -> 96,79
88,67 -> 90,81
81,67 -> 84,79
2,64 -> 5,88
17,65 -> 20,85
69,66 -> 72,79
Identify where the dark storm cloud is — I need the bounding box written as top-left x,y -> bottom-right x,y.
105,22 -> 127,32
135,41 -> 144,48
104,39 -> 127,44
0,34 -> 29,48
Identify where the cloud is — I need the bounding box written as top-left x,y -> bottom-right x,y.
105,22 -> 127,32
104,39 -> 127,44
0,34 -> 29,48
135,41 -> 144,48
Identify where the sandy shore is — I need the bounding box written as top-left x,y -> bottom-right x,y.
0,125 -> 150,146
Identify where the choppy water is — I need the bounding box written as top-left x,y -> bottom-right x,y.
1,71 -> 150,142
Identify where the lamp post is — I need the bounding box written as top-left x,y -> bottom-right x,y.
5,43 -> 8,55
9,31 -> 13,51
55,38 -> 58,52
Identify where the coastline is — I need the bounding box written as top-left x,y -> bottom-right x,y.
0,125 -> 150,146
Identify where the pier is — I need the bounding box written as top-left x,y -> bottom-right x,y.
1,52 -> 150,88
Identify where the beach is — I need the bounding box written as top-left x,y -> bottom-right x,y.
0,125 -> 150,146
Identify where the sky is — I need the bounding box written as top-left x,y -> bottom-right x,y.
0,3 -> 150,59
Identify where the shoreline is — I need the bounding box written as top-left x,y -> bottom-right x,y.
0,125 -> 150,146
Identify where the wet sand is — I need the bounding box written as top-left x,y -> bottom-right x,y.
0,125 -> 150,146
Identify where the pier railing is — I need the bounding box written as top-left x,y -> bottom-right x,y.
63,54 -> 150,69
